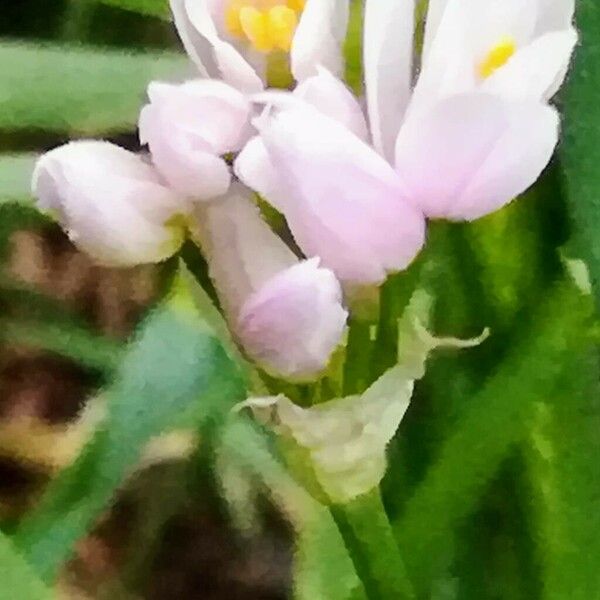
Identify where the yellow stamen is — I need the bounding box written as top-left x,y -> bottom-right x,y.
239,6 -> 274,52
225,0 -> 303,53
478,35 -> 516,79
268,6 -> 298,52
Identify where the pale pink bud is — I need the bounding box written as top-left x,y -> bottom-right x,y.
192,187 -> 347,381
238,258 -> 348,381
32,141 -> 185,266
139,79 -> 252,200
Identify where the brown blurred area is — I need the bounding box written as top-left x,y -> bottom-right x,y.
0,225 -> 291,599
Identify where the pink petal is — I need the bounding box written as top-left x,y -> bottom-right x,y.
258,106 -> 426,283
394,93 -> 558,221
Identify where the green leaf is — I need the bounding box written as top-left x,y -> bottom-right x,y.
14,265 -> 246,582
94,0 -> 170,19
0,154 -> 36,206
560,0 -> 600,309
0,532 -> 52,600
0,319 -> 122,373
524,350 -> 600,599
393,282 -> 594,593
0,41 -> 188,134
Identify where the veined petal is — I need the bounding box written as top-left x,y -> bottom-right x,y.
291,0 -> 350,82
237,258 -> 348,381
395,93 -> 558,221
364,0 -> 415,161
482,28 -> 578,101
422,0 -> 449,60
171,0 -> 263,92
258,106 -> 426,283
294,67 -> 368,140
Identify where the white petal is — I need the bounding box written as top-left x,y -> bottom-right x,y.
173,0 -> 263,92
234,136 -> 287,212
294,67 -> 368,140
534,0 -> 575,35
291,0 -> 350,82
422,0 -> 449,60
258,106 -> 426,283
395,93 -> 559,221
33,141 -> 185,266
364,0 -> 415,161
482,28 -> 578,101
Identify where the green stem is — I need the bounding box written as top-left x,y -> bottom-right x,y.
343,318 -> 374,396
331,489 -> 415,600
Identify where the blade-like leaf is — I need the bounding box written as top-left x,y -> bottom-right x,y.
0,532 -> 52,600
14,264 -> 246,582
94,0 -> 170,19
393,282 -> 594,593
560,0 -> 600,309
0,42 -> 189,134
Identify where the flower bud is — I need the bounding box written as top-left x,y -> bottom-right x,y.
238,258 -> 348,380
192,186 -> 347,381
32,141 -> 185,266
139,79 -> 252,200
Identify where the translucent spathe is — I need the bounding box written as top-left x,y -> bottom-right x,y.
32,141 -> 185,266
238,296 -> 489,504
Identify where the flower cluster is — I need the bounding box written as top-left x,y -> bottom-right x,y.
32,0 -> 576,384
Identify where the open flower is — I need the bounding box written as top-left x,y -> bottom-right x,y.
235,0 -> 565,274
191,186 -> 348,380
414,0 -> 577,112
139,79 -> 252,200
32,141 -> 185,266
169,0 -> 349,91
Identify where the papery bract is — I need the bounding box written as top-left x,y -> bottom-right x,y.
32,141 -> 185,266
139,79 -> 251,200
191,186 -> 347,380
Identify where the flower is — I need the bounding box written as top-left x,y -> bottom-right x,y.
191,185 -> 348,380
235,0 -> 568,273
32,141 -> 185,266
169,0 -> 349,90
415,0 -> 577,111
139,79 -> 252,201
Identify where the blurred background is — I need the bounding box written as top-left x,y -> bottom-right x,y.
2,2 -> 600,600
0,2 -> 293,598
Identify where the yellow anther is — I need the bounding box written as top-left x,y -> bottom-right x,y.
268,6 -> 298,52
287,0 -> 305,11
239,6 -> 274,52
478,35 -> 516,79
225,0 -> 303,53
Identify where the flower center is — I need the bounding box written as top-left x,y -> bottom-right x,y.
225,0 -> 305,53
478,35 -> 516,79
